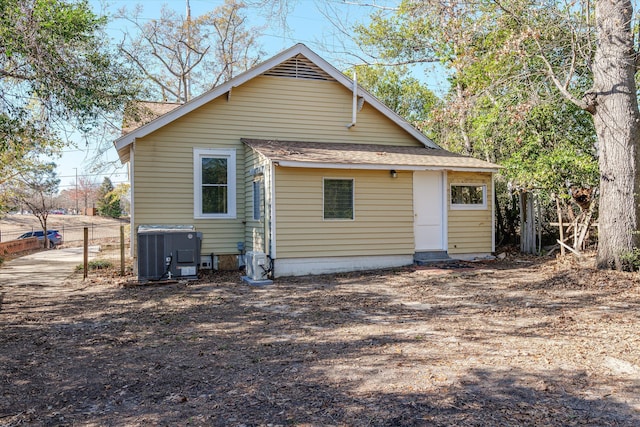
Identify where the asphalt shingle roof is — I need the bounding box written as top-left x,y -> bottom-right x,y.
242,139 -> 500,171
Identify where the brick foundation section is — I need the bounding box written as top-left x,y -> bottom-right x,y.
0,237 -> 40,256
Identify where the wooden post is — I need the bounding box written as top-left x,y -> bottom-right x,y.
120,225 -> 125,276
519,191 -> 526,253
520,191 -> 537,254
83,227 -> 88,280
556,198 -> 565,256
536,194 -> 542,254
557,239 -> 583,258
577,200 -> 596,251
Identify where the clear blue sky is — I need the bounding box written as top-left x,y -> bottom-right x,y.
56,0 -> 447,193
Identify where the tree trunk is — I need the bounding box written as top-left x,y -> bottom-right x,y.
519,191 -> 537,254
455,81 -> 473,155
591,0 -> 640,269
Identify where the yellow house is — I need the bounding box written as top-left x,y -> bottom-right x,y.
115,44 -> 500,279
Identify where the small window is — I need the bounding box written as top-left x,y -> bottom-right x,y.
252,180 -> 261,221
450,184 -> 487,209
194,148 -> 236,218
324,178 -> 354,220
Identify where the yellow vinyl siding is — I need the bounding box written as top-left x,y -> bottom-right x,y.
447,172 -> 493,254
177,76 -> 424,146
244,148 -> 269,253
133,75 -> 425,256
133,135 -> 245,255
274,167 -> 414,258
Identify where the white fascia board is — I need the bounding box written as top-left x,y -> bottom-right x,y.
274,160 -> 499,173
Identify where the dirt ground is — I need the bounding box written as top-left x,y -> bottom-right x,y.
1,253 -> 639,426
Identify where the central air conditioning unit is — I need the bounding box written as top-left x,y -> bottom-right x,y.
245,251 -> 268,281
137,225 -> 202,282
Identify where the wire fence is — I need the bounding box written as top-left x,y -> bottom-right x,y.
0,222 -> 129,244
1,221 -> 133,279
82,224 -> 132,278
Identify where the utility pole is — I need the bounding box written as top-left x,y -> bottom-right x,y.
185,0 -> 192,102
74,167 -> 79,215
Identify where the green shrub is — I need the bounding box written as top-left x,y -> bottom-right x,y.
619,248 -> 640,272
76,259 -> 113,271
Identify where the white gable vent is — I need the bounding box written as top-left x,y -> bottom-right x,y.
263,54 -> 335,81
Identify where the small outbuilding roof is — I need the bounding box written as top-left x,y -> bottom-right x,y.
242,139 -> 501,172
121,101 -> 182,135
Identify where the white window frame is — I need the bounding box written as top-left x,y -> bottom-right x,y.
193,148 -> 236,219
323,177 -> 355,221
450,183 -> 487,210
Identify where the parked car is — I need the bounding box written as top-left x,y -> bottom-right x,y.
17,230 -> 63,248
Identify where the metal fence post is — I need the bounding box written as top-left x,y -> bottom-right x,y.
120,225 -> 125,276
83,227 -> 88,280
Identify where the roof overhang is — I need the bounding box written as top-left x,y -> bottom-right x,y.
243,139 -> 501,173
273,160 -> 498,173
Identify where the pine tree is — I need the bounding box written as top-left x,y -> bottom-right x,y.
96,178 -> 122,218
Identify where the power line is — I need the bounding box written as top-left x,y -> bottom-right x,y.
58,172 -> 128,179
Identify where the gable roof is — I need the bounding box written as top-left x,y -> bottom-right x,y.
243,139 -> 501,172
114,43 -> 439,158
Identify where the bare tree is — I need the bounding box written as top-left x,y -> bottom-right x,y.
7,163 -> 60,249
117,0 -> 265,103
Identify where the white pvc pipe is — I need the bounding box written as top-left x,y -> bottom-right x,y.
347,70 -> 357,128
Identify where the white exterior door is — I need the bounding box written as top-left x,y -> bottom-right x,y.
413,171 -> 446,251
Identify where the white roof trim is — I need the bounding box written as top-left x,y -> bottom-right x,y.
274,160 -> 499,173
115,43 -> 439,152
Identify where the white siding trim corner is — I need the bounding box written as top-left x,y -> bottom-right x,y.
270,161 -> 277,259
441,171 -> 448,251
129,143 -> 136,258
492,174 -> 496,253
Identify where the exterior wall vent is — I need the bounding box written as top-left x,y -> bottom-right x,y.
263,54 -> 335,81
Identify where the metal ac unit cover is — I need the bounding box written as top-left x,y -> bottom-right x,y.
137,225 -> 202,281
245,251 -> 267,281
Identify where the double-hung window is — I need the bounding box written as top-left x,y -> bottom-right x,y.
323,178 -> 354,220
194,148 -> 236,218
